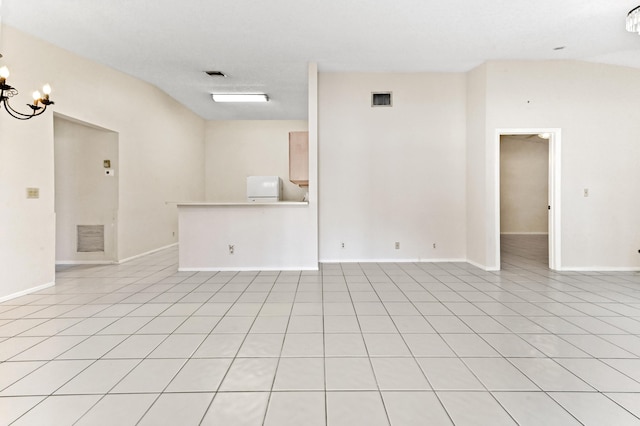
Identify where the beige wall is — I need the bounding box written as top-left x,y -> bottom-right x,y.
323,62 -> 640,270
0,25 -> 205,300
318,72 -> 467,261
205,120 -> 308,202
54,117 -> 119,263
500,135 -> 548,234
465,64 -> 488,268
484,61 -> 640,269
3,21 -> 640,302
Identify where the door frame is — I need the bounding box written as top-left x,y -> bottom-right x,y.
493,128 -> 561,270
53,113 -> 119,265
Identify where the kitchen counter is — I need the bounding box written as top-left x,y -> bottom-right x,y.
175,202 -> 316,271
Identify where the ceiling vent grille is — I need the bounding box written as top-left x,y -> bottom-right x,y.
371,92 -> 392,107
205,71 -> 227,77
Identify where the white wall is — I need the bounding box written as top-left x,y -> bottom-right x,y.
205,120 -> 308,202
0,74 -> 55,300
500,135 -> 548,234
0,25 -> 205,300
484,61 -> 640,270
465,64 -> 488,268
318,72 -> 467,262
54,117 -> 119,263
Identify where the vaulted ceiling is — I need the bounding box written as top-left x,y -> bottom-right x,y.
3,0 -> 640,120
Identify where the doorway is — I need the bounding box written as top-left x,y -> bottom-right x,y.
54,115 -> 119,264
494,129 -> 561,270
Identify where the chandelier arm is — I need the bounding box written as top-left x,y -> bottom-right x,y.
2,105 -> 36,120
0,81 -> 53,120
1,98 -> 47,120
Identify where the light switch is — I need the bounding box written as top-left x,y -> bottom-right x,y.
26,187 -> 39,199
583,188 -> 589,197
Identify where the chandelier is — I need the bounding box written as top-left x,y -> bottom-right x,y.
627,6 -> 640,34
0,62 -> 54,120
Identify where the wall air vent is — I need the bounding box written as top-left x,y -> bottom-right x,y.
371,92 -> 392,107
77,225 -> 105,252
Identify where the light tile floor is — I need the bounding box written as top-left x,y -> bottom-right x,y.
0,235 -> 639,425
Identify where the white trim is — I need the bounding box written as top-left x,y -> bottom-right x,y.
549,131 -> 562,270
493,131 -> 502,270
494,128 -> 562,271
173,202 -> 308,207
0,282 -> 55,303
559,266 -> 640,272
56,260 -> 115,265
500,232 -> 549,235
179,266 -> 319,272
319,258 -> 467,263
466,259 -> 500,271
118,243 -> 178,264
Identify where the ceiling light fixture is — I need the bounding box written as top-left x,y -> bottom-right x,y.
0,64 -> 55,120
627,6 -> 640,34
211,93 -> 269,103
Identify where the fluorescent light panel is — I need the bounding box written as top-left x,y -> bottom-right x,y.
211,93 -> 269,103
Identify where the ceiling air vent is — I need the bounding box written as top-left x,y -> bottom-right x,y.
205,71 -> 227,77
371,92 -> 392,107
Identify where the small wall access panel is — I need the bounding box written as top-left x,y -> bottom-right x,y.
77,225 -> 105,252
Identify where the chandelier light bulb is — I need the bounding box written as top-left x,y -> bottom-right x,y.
42,84 -> 51,95
0,66 -> 9,79
32,90 -> 41,101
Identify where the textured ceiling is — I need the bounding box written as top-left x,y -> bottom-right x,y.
3,0 -> 640,120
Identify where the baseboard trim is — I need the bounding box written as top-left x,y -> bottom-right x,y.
559,266 -> 640,272
0,281 -> 55,303
500,232 -> 549,235
119,243 -> 178,264
466,259 -> 500,271
179,266 -> 319,272
56,260 -> 115,265
319,258 -> 467,264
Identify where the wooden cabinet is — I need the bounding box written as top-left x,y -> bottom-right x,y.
289,131 -> 309,186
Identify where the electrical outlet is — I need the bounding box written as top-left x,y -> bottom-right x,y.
341,242 -> 345,249
172,231 -> 175,237
228,244 -> 234,255
583,188 -> 589,197
433,243 -> 436,249
395,242 -> 400,250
